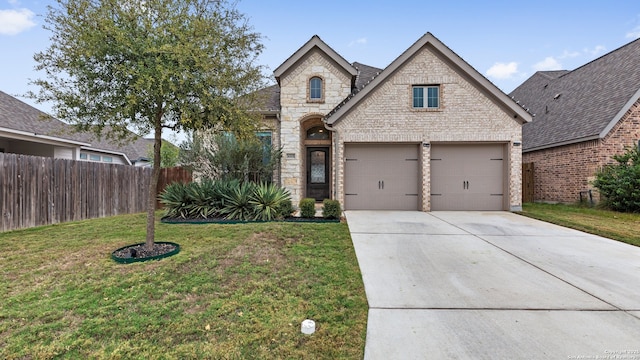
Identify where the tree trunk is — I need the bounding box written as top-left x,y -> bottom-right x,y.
145,114 -> 163,250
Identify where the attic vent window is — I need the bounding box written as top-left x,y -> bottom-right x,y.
553,93 -> 561,100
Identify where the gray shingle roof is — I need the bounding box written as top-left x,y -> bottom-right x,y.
0,90 -> 85,144
0,90 -> 152,162
510,37 -> 640,151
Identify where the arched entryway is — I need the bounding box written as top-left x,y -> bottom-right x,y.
302,119 -> 331,201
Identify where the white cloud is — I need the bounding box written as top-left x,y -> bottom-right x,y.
485,62 -> 519,80
584,45 -> 606,57
533,56 -> 562,71
627,28 -> 640,39
627,14 -> 640,39
348,37 -> 367,47
0,8 -> 36,35
559,50 -> 580,59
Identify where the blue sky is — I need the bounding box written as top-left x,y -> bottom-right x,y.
2,0 -> 640,129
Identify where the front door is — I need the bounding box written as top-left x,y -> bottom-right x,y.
306,147 -> 330,201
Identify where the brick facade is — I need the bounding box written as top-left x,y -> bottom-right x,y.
331,46 -> 524,211
523,99 -> 640,203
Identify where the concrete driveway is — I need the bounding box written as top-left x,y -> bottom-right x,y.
345,211 -> 640,359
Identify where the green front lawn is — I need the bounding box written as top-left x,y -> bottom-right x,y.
519,203 -> 640,247
0,213 -> 367,359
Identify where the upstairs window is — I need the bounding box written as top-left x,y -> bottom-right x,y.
309,77 -> 323,101
413,85 -> 440,109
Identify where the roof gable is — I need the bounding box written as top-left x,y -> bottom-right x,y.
511,37 -> 640,151
273,35 -> 358,85
325,32 -> 531,125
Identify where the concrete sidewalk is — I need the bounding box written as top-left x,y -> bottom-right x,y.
345,211 -> 640,359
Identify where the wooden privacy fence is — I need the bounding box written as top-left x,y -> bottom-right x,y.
522,162 -> 534,203
156,166 -> 192,208
0,153 -> 152,232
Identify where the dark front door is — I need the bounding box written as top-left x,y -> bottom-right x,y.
306,147 -> 330,201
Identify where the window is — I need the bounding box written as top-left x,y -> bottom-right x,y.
89,154 -> 101,161
306,126 -> 329,140
80,153 -> 87,160
256,131 -> 272,165
412,85 -> 440,109
309,77 -> 323,101
103,156 -> 113,163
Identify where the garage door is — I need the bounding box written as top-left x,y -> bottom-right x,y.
344,144 -> 420,210
430,144 -> 505,211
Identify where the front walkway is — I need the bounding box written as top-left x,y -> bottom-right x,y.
345,211 -> 640,359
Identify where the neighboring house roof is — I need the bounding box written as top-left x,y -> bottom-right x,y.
274,35 -> 358,86
0,90 -> 90,147
325,32 -> 532,125
510,37 -> 640,152
0,90 -> 152,163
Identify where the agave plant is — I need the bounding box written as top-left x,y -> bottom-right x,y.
250,182 -> 291,221
158,182 -> 191,219
220,181 -> 257,221
184,179 -> 220,219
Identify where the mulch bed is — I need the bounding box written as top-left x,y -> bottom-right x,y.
160,216 -> 341,224
112,242 -> 180,264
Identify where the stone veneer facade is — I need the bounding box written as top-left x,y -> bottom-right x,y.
330,45 -> 524,211
522,100 -> 640,203
278,49 -> 353,204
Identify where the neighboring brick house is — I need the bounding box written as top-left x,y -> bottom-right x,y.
510,37 -> 640,203
256,33 -> 530,211
0,90 -> 153,166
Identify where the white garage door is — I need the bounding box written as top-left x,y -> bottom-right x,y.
431,144 -> 505,211
344,144 -> 420,210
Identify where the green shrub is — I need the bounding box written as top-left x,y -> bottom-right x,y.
322,199 -> 341,219
299,198 -> 316,218
593,146 -> 640,212
161,178 -> 295,221
180,132 -> 282,183
250,183 -> 291,221
184,178 -> 219,219
275,198 -> 294,219
220,182 -> 257,221
158,182 -> 191,218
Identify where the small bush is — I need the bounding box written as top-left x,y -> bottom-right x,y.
322,199 -> 341,219
275,199 -> 294,219
592,146 -> 640,212
299,198 -> 316,218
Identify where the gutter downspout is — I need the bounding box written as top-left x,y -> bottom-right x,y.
323,120 -> 338,200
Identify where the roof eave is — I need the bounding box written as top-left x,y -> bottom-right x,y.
0,127 -> 92,147
523,135 -> 601,153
